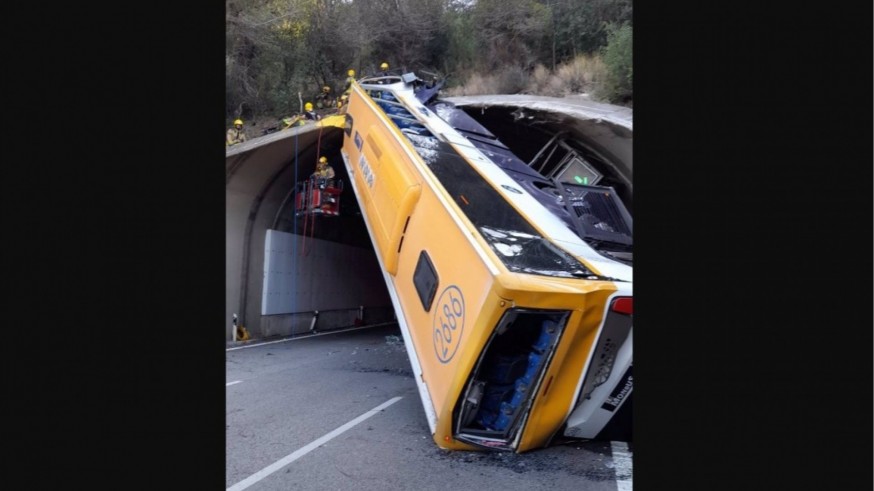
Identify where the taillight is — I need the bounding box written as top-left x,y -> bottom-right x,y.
610,297 -> 632,315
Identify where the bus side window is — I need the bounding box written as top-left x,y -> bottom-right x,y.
413,251 -> 438,312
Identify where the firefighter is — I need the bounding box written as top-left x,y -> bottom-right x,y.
336,93 -> 349,114
303,102 -> 321,122
375,62 -> 392,87
316,85 -> 333,109
313,156 -> 335,190
226,119 -> 247,146
343,69 -> 356,95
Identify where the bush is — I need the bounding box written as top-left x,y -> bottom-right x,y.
526,64 -> 556,95
599,22 -> 633,103
523,56 -> 608,98
446,66 -> 529,96
558,55 -> 607,94
493,66 -> 529,94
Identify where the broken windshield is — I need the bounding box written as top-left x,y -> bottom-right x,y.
406,134 -> 593,278
479,226 -> 590,278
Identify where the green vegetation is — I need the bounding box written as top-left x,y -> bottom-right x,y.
599,22 -> 633,103
226,0 -> 632,125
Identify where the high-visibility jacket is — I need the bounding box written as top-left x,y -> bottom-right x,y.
343,76 -> 355,94
315,165 -> 335,179
227,127 -> 247,145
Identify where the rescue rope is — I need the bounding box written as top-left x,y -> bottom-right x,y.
292,129 -> 298,338
306,178 -> 316,256
301,180 -> 311,257
301,121 -> 327,257
315,122 -> 324,163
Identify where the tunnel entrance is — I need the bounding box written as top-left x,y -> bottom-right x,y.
227,125 -> 393,341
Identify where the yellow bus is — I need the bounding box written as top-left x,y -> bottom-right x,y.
339,73 -> 632,452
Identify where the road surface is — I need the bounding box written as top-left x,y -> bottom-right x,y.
226,324 -> 632,490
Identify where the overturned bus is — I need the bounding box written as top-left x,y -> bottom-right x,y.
336,71 -> 632,452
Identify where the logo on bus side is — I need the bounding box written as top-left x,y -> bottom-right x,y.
433,285 -> 465,364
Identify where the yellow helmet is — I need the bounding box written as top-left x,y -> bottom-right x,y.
319,156 -> 327,164
233,119 -> 243,126
348,69 -> 355,77
380,62 -> 388,70
305,102 -> 313,111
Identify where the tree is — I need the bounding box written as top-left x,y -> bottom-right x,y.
548,0 -> 632,62
226,0 -> 634,122
600,21 -> 632,103
353,0 -> 444,73
472,0 -> 550,70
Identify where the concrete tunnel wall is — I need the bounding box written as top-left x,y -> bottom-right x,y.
226,125 -> 393,341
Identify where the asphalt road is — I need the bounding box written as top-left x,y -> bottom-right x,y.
226,324 -> 632,490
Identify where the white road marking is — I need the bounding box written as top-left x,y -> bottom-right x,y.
226,380 -> 242,387
226,322 -> 396,351
226,396 -> 403,491
611,441 -> 633,491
